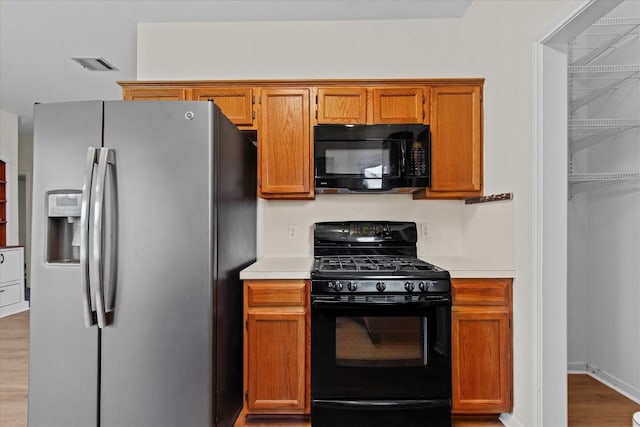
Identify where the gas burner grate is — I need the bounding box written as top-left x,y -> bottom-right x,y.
314,255 -> 439,273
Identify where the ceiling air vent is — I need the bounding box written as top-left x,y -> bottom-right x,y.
71,57 -> 118,71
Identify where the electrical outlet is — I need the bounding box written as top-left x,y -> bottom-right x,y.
420,223 -> 429,238
288,225 -> 298,239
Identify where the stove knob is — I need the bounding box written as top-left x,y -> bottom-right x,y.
347,282 -> 358,292
404,281 -> 415,292
335,281 -> 344,292
327,281 -> 334,289
418,281 -> 426,292
376,282 -> 386,292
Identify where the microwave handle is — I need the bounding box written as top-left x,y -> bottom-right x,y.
400,141 -> 406,174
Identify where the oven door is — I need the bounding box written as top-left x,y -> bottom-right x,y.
311,296 -> 451,401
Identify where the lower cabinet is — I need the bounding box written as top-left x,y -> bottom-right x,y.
243,280 -> 310,415
451,278 -> 513,415
0,246 -> 29,318
242,277 -> 513,417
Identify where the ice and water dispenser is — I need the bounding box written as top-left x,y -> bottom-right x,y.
46,191 -> 82,264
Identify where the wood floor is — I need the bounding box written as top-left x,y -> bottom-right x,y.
2,311 -> 639,427
0,310 -> 29,427
568,374 -> 640,427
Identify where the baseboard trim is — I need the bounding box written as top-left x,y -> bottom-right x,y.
499,412 -> 524,427
0,303 -> 29,318
568,362 -> 587,373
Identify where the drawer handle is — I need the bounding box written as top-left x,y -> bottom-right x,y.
0,253 -> 4,263
0,289 -> 5,293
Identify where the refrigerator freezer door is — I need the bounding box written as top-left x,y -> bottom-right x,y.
99,101 -> 216,427
29,102 -> 103,427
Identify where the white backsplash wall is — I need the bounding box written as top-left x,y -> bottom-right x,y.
259,194 -> 515,269
461,200 -> 515,268
259,194 -> 463,258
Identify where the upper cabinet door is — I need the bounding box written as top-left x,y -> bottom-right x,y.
122,88 -> 188,101
316,87 -> 367,124
258,88 -> 313,199
192,87 -> 255,127
425,85 -> 483,198
371,87 -> 426,124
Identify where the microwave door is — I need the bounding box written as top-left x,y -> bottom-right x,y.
316,140 -> 399,178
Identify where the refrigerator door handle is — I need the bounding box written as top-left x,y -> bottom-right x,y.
80,147 -> 97,327
91,148 -> 116,328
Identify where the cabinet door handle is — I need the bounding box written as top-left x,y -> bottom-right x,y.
0,289 -> 5,293
0,253 -> 4,263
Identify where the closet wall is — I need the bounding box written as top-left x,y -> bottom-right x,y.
567,0 -> 640,401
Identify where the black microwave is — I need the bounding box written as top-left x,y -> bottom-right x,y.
314,124 -> 430,193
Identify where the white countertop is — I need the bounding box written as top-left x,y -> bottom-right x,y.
239,256 -> 515,280
427,256 -> 515,279
240,257 -> 314,280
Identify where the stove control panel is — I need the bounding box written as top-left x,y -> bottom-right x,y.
315,279 -> 450,294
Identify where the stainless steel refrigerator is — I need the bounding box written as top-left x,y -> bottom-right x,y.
28,101 -> 256,427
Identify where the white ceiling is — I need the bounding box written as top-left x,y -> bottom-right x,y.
0,0 -> 471,140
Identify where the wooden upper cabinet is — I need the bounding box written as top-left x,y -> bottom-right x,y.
371,87 -> 426,124
122,88 -> 188,101
258,88 -> 313,199
315,87 -> 367,124
191,87 -> 255,127
119,79 -> 484,200
418,85 -> 483,199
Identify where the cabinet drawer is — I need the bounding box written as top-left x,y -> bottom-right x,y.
0,283 -> 21,308
0,249 -> 22,284
246,280 -> 307,307
452,278 -> 512,306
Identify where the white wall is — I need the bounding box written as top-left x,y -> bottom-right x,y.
137,2 -> 576,424
0,109 -> 20,245
567,0 -> 640,401
537,42 -> 570,427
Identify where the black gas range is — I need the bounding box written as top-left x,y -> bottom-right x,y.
312,221 -> 450,298
310,221 -> 452,427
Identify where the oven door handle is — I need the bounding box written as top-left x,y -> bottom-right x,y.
312,399 -> 450,410
311,299 -> 450,309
